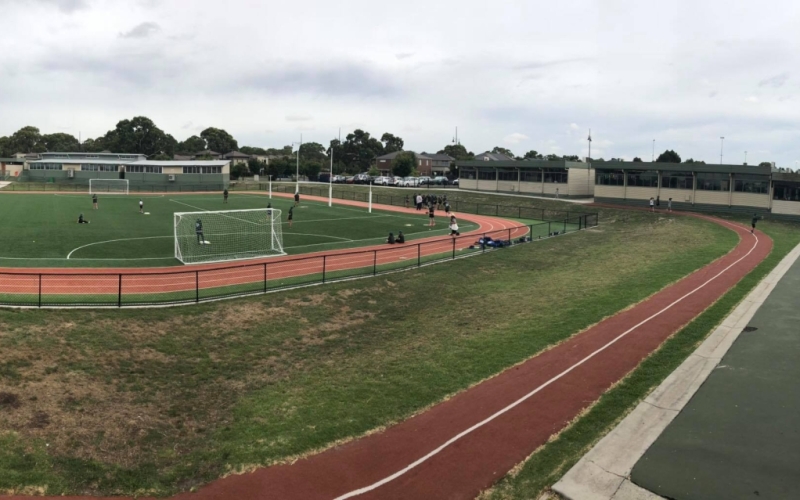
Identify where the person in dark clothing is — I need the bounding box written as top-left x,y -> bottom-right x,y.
387,232 -> 395,244
396,231 -> 405,243
195,218 -> 205,244
751,213 -> 761,233
428,203 -> 436,227
223,189 -> 229,203
288,206 -> 294,228
294,192 -> 300,206
404,194 -> 409,208
77,213 -> 89,224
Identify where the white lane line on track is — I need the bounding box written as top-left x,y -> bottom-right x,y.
333,226 -> 760,500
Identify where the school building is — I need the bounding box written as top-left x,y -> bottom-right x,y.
592,161 -> 800,219
456,159 -> 595,198
19,152 -> 230,189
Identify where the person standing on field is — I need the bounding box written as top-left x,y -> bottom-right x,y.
223,188 -> 229,204
92,193 -> 98,210
288,206 -> 294,228
139,199 -> 144,214
649,197 -> 655,212
668,198 -> 673,212
428,203 -> 436,227
751,213 -> 761,234
294,191 -> 300,206
416,193 -> 423,211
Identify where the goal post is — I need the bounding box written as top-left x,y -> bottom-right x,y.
89,179 -> 129,195
173,208 -> 285,265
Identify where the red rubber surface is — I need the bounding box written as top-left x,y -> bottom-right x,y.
2,210 -> 771,500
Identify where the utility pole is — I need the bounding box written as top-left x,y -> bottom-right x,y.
652,139 -> 655,162
720,137 -> 725,164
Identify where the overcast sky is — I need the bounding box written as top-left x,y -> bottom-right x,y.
1,0 -> 799,166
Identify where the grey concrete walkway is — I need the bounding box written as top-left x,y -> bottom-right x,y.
553,241 -> 800,500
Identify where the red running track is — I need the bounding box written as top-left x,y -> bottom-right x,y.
3,212 -> 770,500
0,193 -> 529,297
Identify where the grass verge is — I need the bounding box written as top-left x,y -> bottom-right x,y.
0,208 -> 738,496
479,218 -> 800,500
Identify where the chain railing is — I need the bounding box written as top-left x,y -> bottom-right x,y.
0,214 -> 597,308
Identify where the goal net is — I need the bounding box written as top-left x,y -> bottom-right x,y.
174,208 -> 285,265
89,179 -> 129,195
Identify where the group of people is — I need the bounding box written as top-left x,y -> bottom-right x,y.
411,193 -> 449,212
649,196 -> 673,212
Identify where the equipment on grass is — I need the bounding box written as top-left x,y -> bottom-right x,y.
89,179 -> 129,195
173,208 -> 285,265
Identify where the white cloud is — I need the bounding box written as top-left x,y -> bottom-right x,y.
569,123 -> 579,130
503,133 -> 529,145
746,96 -> 760,103
286,114 -> 313,122
119,22 -> 161,39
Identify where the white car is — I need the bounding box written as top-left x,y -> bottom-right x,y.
374,176 -> 392,185
403,177 -> 420,187
391,177 -> 404,186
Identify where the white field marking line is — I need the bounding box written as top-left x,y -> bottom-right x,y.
282,232 -> 352,242
67,236 -> 171,259
334,229 -> 760,500
282,224 -> 481,251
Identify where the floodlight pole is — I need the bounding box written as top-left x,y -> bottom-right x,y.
720,136 -> 725,164
368,181 -> 373,213
269,175 -> 272,199
652,139 -> 655,162
296,134 -> 302,194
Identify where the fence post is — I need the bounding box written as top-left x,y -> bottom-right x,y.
195,271 -> 199,303
508,228 -> 511,241
118,274 -> 122,307
322,255 -> 327,283
548,221 -> 551,236
452,236 -> 456,259
417,243 -> 421,266
263,263 -> 268,293
373,250 -> 377,275
38,274 -> 42,308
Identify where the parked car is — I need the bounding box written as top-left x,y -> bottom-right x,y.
318,173 -> 332,183
402,176 -> 420,187
452,178 -> 459,186
345,176 -> 355,184
374,176 -> 392,186
418,176 -> 432,185
391,177 -> 404,186
333,175 -> 347,183
433,176 -> 449,185
353,173 -> 371,184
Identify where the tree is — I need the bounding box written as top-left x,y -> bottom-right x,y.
491,146 -> 514,158
0,136 -> 10,157
240,146 -> 268,156
368,166 -> 380,176
380,133 -> 404,154
41,133 -> 80,152
438,144 -> 474,161
392,152 -> 416,178
563,155 -> 582,162
247,157 -> 265,175
341,129 -> 385,172
609,157 -> 625,162
633,157 -> 643,162
545,154 -> 561,161
266,146 -> 293,156
656,149 -> 681,163
302,160 -> 323,180
200,127 -> 238,153
758,161 -> 773,168
230,163 -> 249,179
95,116 -> 174,156
7,126 -> 44,154
522,150 -> 543,160
327,138 -> 345,174
179,135 -> 207,153
299,142 -> 326,163
81,137 -> 106,152
683,158 -> 706,164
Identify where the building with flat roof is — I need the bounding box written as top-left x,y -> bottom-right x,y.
21,152 -> 230,189
456,159 -> 595,198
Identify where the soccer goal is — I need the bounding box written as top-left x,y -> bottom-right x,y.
174,208 -> 285,265
89,179 -> 129,195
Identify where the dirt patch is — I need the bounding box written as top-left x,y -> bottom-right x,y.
28,411 -> 50,429
0,392 -> 21,409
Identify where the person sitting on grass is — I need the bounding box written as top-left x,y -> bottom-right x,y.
387,232 -> 396,244
77,213 -> 89,224
396,231 -> 405,243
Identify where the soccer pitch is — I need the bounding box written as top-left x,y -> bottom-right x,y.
0,193 -> 480,268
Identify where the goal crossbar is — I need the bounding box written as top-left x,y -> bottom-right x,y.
173,208 -> 285,265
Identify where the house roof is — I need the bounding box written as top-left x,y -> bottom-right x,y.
422,153 -> 454,161
375,150 -> 430,160
223,151 -> 250,159
133,160 -> 230,167
593,161 -> 771,175
195,150 -> 221,156
475,152 -> 515,161
173,155 -> 194,161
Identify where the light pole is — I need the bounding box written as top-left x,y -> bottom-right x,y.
291,134 -> 303,194
744,151 -> 747,165
720,136 -> 724,164
652,139 -> 655,162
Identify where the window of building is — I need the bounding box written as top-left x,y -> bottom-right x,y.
81,164 -> 118,172
662,171 -> 694,190
182,166 -> 222,174
29,163 -> 62,170
498,170 -> 517,181
478,169 -> 496,180
773,183 -> 800,201
543,168 -> 567,183
522,169 -> 542,182
461,169 -> 476,179
626,170 -> 658,187
126,165 -> 163,173
595,169 -> 625,186
696,173 -> 730,191
734,174 -> 769,194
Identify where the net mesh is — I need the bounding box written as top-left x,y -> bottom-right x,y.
174,208 -> 284,265
89,179 -> 129,194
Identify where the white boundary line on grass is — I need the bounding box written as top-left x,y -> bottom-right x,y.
333,223 -> 760,500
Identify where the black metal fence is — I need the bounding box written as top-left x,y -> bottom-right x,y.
3,182 -> 230,193
0,214 -> 597,308
269,183 -> 593,222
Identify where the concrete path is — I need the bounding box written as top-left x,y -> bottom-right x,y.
553,240 -> 800,500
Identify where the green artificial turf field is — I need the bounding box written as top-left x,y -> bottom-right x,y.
0,193 -> 480,268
